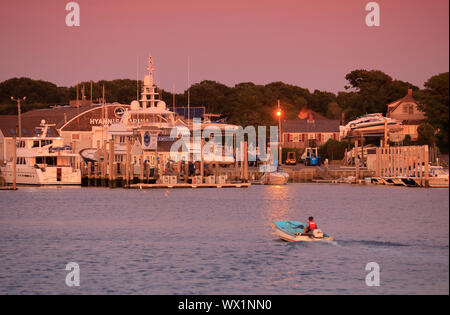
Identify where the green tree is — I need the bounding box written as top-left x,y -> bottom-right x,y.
326,102 -> 342,119
319,139 -> 349,160
417,123 -> 437,147
416,72 -> 449,153
339,70 -> 418,121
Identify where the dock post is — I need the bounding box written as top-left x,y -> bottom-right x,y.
140,154 -> 144,183
360,136 -> 365,168
200,140 -> 204,183
126,138 -> 131,187
103,139 -> 107,186
240,141 -> 244,181
355,140 -> 359,182
109,140 -> 114,187
234,135 -> 239,180
419,146 -> 424,187
12,135 -> 16,190
424,145 -> 429,187
87,162 -> 92,186
184,160 -> 189,183
244,141 -> 248,182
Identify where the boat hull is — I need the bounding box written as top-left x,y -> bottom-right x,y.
261,172 -> 289,185
0,165 -> 81,185
428,177 -> 449,188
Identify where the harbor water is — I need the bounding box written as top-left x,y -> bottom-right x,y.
0,184 -> 448,295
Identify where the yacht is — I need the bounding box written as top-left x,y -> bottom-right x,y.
340,113 -> 402,138
0,121 -> 81,185
104,55 -> 236,167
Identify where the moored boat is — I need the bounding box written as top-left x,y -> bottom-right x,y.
261,166 -> 289,185
0,122 -> 81,185
428,166 -> 449,188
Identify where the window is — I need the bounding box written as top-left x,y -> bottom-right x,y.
40,140 -> 53,147
114,154 -> 124,162
16,140 -> 25,148
72,134 -> 80,140
403,104 -> 408,113
409,104 -> 414,114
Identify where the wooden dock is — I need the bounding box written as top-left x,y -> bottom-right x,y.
129,183 -> 251,189
0,186 -> 18,190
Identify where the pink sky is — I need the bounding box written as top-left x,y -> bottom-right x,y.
0,0 -> 448,93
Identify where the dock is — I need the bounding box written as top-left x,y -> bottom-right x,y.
129,183 -> 251,189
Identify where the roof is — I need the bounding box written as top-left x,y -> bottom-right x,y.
402,120 -> 424,125
387,90 -> 420,113
21,106 -> 95,129
282,119 -> 341,133
0,115 -> 59,137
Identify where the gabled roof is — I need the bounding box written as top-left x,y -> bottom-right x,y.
387,90 -> 419,113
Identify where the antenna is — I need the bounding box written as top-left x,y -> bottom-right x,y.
136,55 -> 139,101
187,56 -> 190,123
172,84 -> 176,115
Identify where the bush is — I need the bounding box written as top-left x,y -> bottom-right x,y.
417,123 -> 436,147
319,139 -> 349,160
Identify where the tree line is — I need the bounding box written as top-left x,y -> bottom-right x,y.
0,70 -> 448,151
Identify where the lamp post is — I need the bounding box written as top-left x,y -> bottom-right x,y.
276,100 -> 282,165
10,96 -> 26,140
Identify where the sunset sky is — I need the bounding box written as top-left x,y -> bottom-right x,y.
0,0 -> 448,93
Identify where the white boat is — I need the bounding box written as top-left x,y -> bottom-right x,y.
340,113 -> 402,138
79,148 -> 99,162
274,221 -> 334,242
428,166 -> 449,188
261,166 -> 289,185
105,55 -> 238,167
0,122 -> 81,185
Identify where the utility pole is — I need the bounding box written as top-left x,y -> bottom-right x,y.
12,128 -> 17,190
10,96 -> 26,140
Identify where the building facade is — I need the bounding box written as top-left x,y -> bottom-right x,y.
386,89 -> 427,141
281,111 -> 341,148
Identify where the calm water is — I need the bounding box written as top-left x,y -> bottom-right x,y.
0,184 -> 448,295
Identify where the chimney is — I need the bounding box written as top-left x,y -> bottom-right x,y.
408,88 -> 413,96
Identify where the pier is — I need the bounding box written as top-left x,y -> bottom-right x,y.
80,139 -> 253,189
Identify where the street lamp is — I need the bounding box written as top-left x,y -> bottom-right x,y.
276,100 -> 282,165
10,96 -> 26,140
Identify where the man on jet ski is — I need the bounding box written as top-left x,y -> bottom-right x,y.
303,216 -> 317,234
